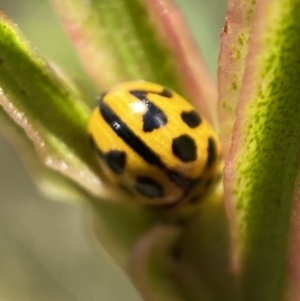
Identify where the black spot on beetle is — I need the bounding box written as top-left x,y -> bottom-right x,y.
142,105 -> 168,132
181,110 -> 202,128
166,170 -> 192,194
130,90 -> 147,100
160,88 -> 173,98
135,176 -> 163,198
172,134 -> 197,162
206,137 -> 217,168
130,90 -> 168,132
104,150 -> 126,174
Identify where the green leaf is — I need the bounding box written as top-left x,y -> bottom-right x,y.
218,0 -> 256,158
0,12 -> 114,199
222,1 -> 300,300
176,188 -> 235,301
129,225 -> 186,301
0,104 -> 86,203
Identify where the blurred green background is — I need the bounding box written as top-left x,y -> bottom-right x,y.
0,1 -> 226,300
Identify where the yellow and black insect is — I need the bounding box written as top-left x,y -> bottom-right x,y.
88,81 -> 220,207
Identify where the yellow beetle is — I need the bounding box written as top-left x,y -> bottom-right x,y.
88,81 -> 221,207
